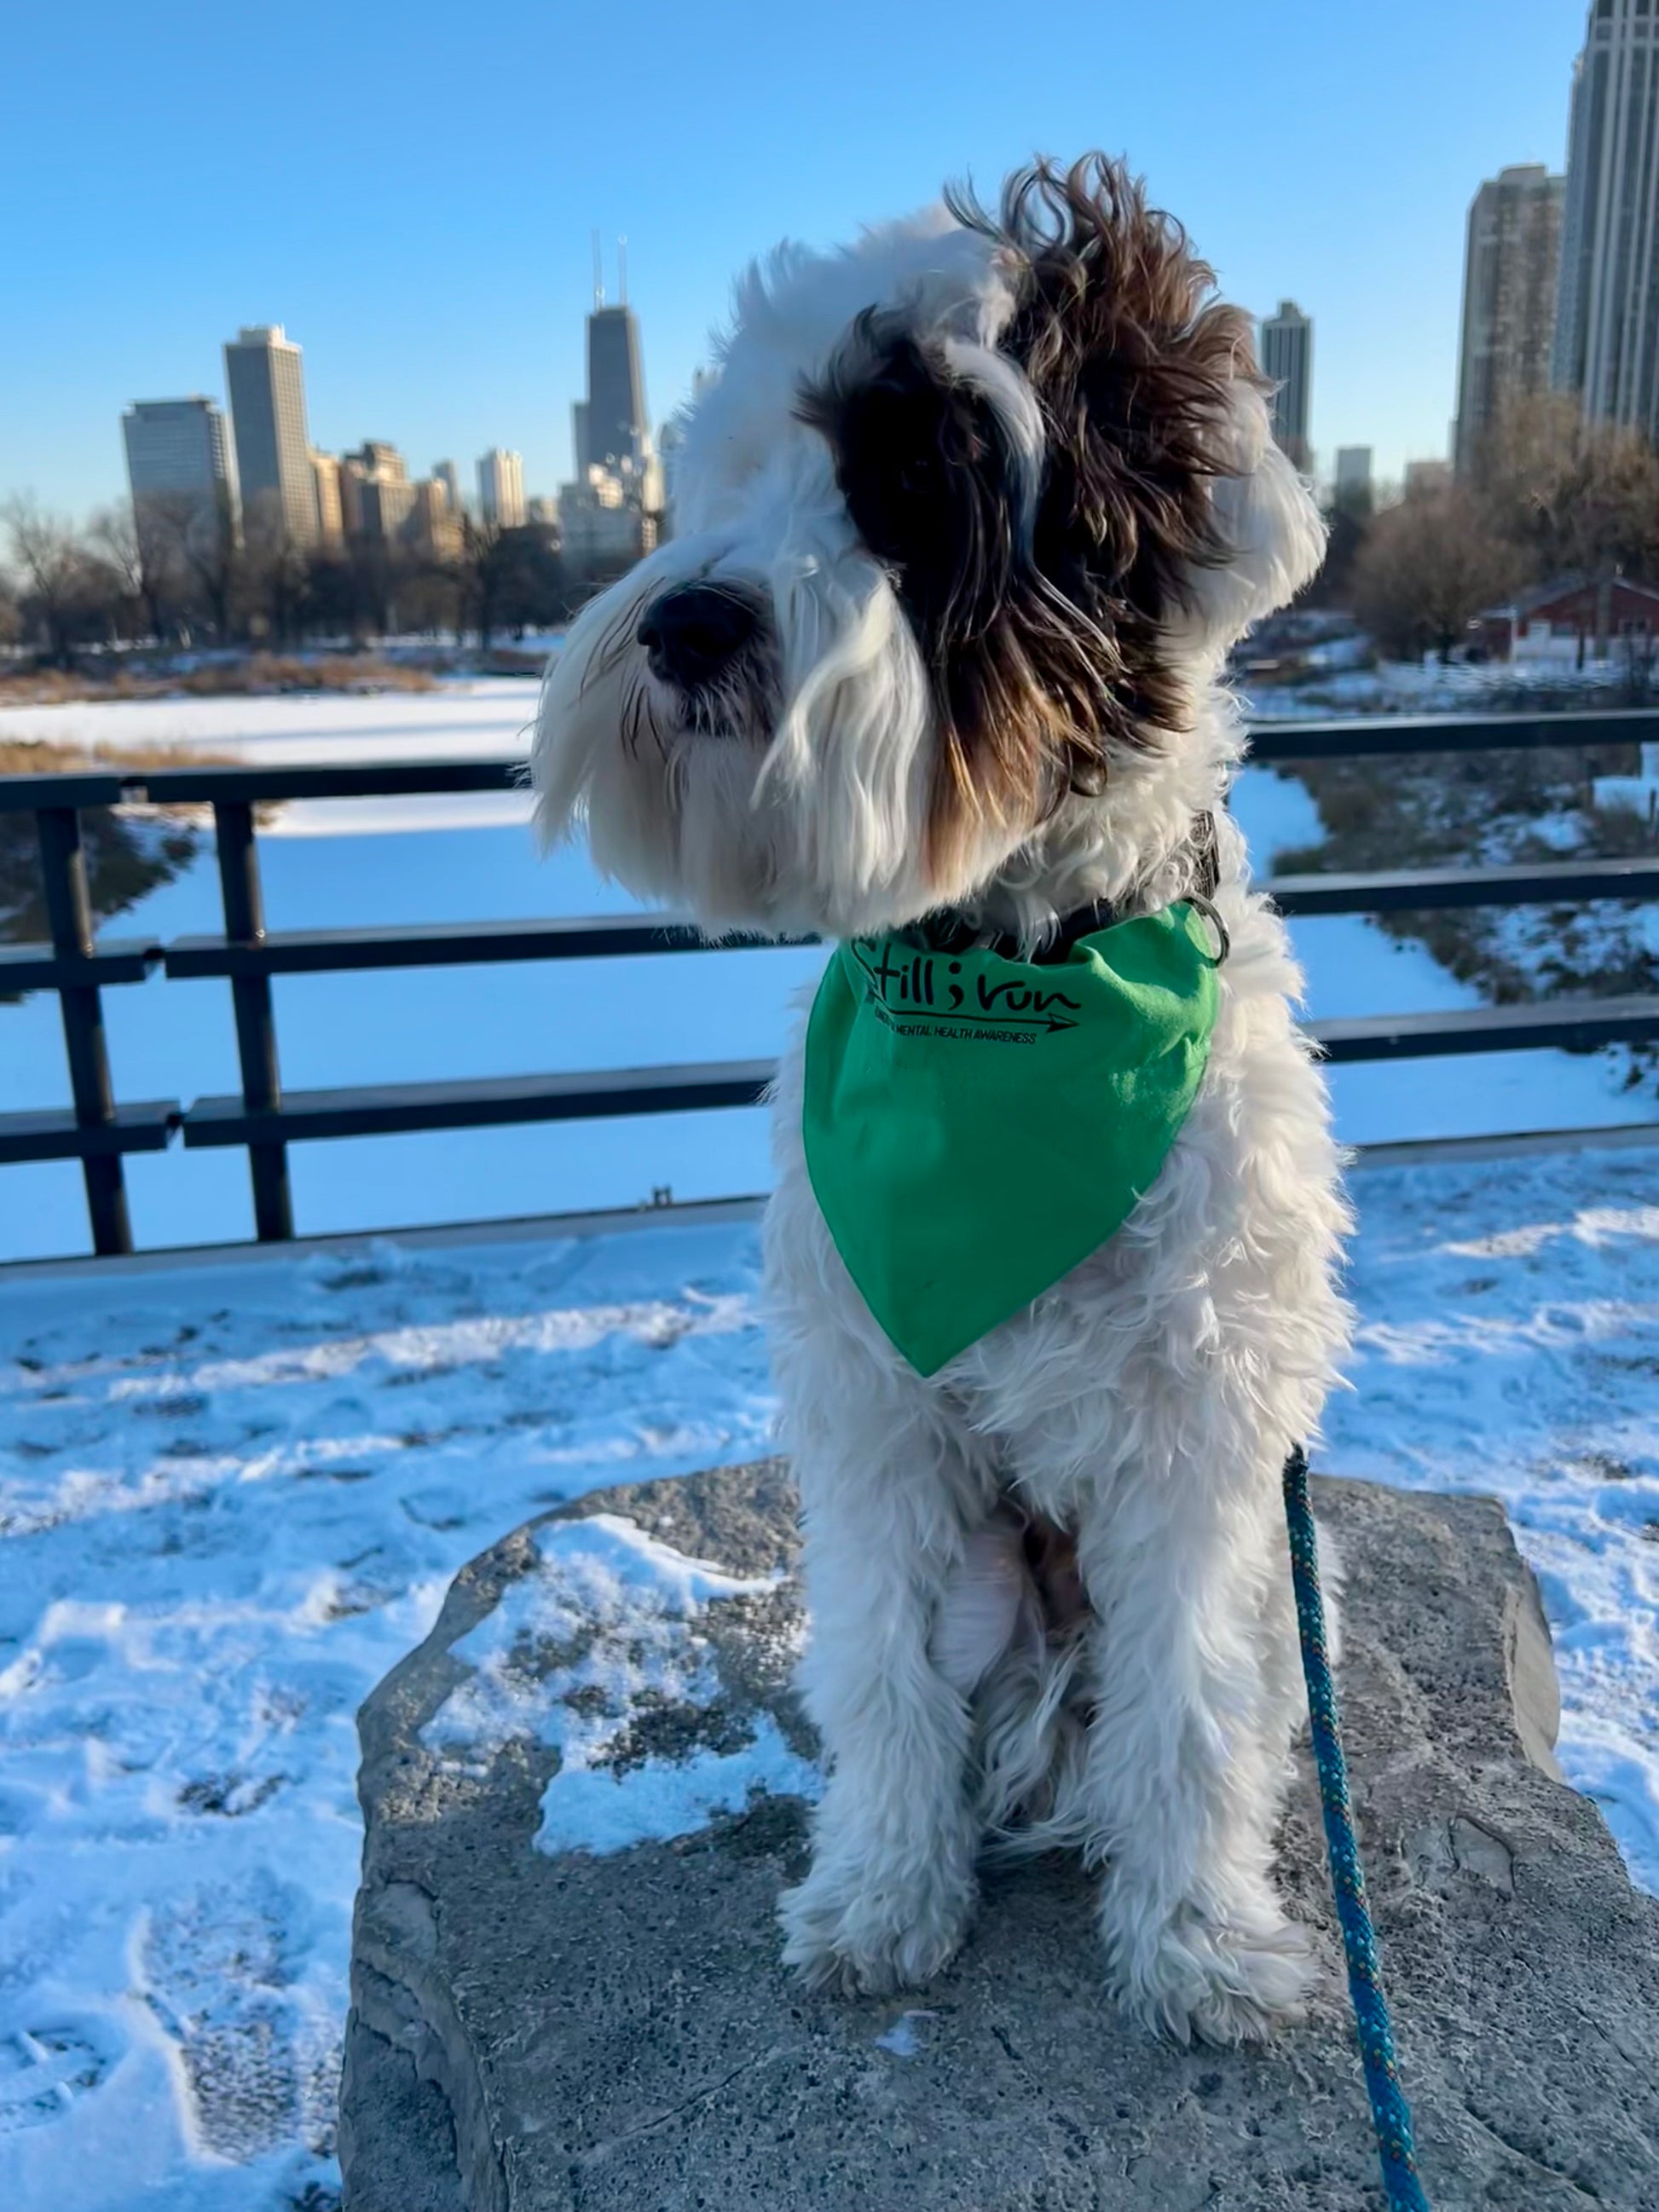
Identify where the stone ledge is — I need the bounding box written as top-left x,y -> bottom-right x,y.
340,1461 -> 1659,2211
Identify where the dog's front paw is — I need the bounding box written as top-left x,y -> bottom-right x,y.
1103,1890 -> 1317,2047
779,1852 -> 975,1996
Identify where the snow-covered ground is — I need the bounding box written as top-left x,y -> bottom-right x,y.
0,676 -> 544,836
1,1146 -> 1656,2211
1245,649 -> 1656,721
3,691 -> 1653,1263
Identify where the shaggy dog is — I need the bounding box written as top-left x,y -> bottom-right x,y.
532,156 -> 1351,2046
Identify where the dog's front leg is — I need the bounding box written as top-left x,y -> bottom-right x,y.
1072,1429 -> 1314,2046
777,1376 -> 984,1995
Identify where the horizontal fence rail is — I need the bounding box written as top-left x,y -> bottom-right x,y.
1246,706 -> 1659,761
3,706 -> 1657,1256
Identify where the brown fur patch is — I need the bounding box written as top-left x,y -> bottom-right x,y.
796,155 -> 1262,896
929,154 -> 1262,874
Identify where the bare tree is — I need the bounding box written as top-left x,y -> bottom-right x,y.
2,495 -> 95,666
241,494 -> 310,645
89,500 -> 177,644
1350,484 -> 1531,661
396,553 -> 465,640
142,488 -> 239,640
1476,393 -> 1659,590
458,515 -> 509,648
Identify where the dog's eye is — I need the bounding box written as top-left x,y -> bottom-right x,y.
841,438 -> 952,566
799,330 -> 990,583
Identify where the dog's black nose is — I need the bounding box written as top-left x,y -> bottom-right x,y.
637,585 -> 757,690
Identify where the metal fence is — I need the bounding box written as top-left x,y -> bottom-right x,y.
4,707 -> 1659,1257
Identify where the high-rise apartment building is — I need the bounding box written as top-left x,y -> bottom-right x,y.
1259,302 -> 1313,471
223,325 -> 317,546
1555,0 -> 1659,438
365,478 -> 418,542
1333,446 -> 1374,504
477,448 -> 526,528
310,451 -> 344,549
433,460 -> 463,518
1454,165 -> 1564,474
121,397 -> 236,537
412,477 -> 462,557
340,442 -> 415,545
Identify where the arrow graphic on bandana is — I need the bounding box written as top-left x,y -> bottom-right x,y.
885,1001 -> 1079,1035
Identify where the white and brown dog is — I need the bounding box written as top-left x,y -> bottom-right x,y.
532,156 -> 1351,2046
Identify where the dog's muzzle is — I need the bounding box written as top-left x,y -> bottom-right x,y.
637,583 -> 760,692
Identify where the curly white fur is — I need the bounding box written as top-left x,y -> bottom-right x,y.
533,184 -> 1351,2046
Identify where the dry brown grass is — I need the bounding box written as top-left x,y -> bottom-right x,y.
0,653 -> 436,707
0,737 -> 238,779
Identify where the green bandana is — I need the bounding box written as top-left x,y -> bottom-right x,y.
802,902 -> 1221,1377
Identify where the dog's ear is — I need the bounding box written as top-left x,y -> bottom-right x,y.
951,156 -> 1321,772
1181,392 -> 1328,652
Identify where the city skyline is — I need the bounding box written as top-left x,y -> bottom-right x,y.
122,318 -> 547,554
3,0 -> 1582,523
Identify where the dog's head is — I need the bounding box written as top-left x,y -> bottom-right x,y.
533,156 -> 1323,938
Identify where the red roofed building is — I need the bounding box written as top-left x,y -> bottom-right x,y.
1473,574 -> 1659,663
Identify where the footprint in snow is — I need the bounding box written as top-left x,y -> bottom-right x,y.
0,2022 -> 119,2133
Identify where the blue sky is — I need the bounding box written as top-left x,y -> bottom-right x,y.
2,1 -> 1586,521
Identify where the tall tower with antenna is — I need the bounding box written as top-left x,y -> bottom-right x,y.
577,234 -> 649,475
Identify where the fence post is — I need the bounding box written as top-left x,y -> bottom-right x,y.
34,806 -> 133,1256
213,799 -> 294,1240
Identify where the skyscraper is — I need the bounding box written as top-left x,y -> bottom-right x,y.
433,460 -> 463,518
1333,447 -> 1374,505
121,397 -> 236,535
223,324 -> 317,546
477,448 -> 526,528
1554,0 -> 1659,438
412,477 -> 462,557
585,305 -> 649,470
1454,165 -> 1565,474
310,452 -> 344,549
1259,303 -> 1313,472
340,442 -> 414,544
560,254 -> 660,572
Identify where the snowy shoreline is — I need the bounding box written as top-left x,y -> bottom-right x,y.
1,1152 -> 1656,2210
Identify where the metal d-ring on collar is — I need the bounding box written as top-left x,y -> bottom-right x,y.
1180,811 -> 1229,966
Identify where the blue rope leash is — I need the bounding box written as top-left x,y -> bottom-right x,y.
1283,1445 -> 1431,2212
